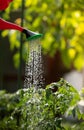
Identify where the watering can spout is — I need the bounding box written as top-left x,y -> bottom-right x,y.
22,29 -> 43,41
0,18 -> 43,41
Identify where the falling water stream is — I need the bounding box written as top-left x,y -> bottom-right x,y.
24,39 -> 44,89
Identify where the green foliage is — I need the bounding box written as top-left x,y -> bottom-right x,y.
63,122 -> 84,130
0,79 -> 82,130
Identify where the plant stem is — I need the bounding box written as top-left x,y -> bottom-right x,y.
18,0 -> 25,89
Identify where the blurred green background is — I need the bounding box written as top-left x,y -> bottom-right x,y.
0,0 -> 84,92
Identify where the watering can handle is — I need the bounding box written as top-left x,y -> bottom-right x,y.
0,0 -> 13,10
0,0 -> 24,32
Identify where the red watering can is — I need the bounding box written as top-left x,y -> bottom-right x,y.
0,0 -> 42,40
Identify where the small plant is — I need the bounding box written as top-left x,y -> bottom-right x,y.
0,79 -> 82,130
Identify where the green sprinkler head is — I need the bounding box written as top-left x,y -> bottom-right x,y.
22,29 -> 43,41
